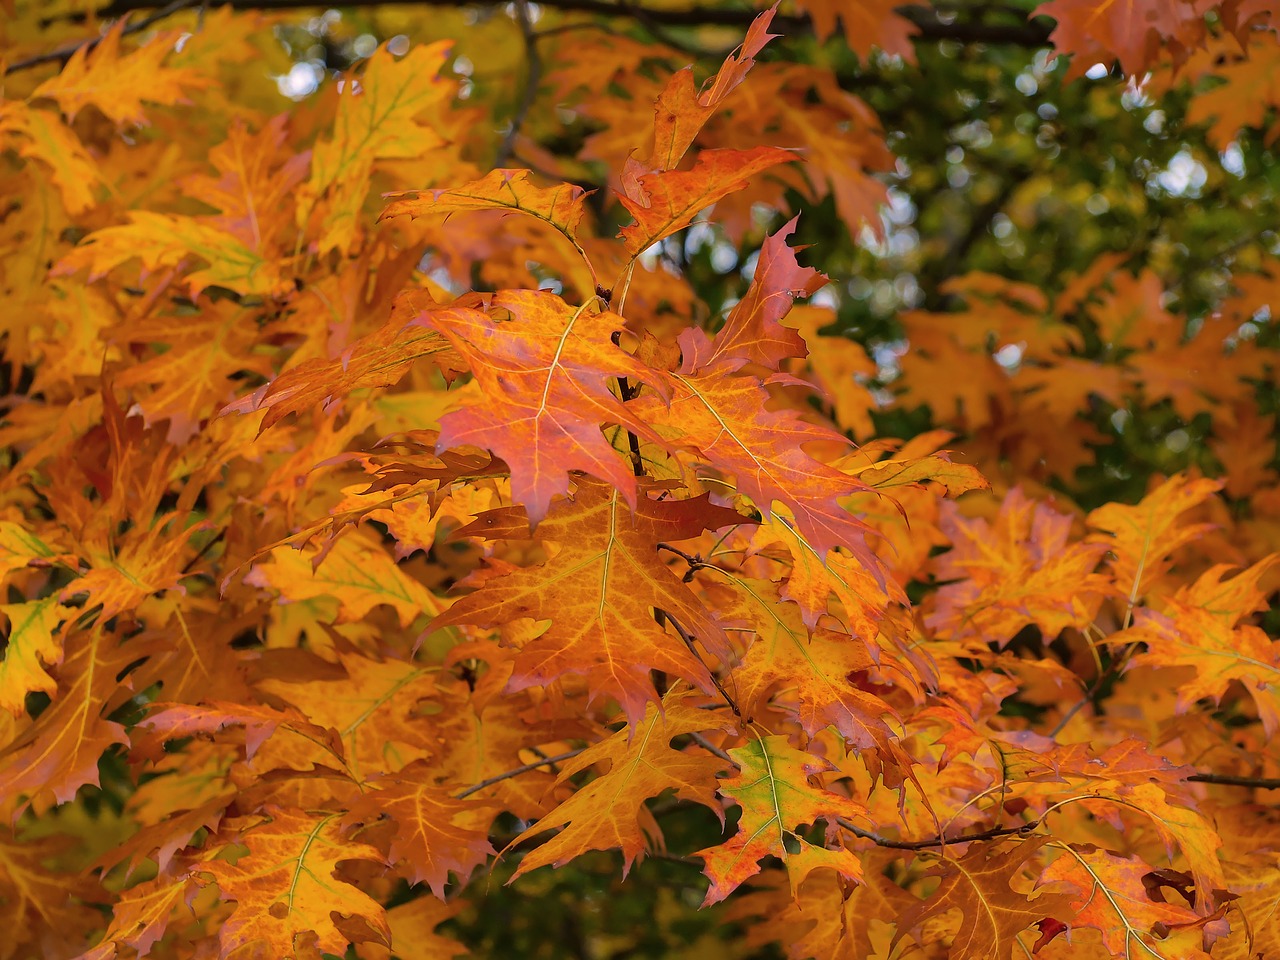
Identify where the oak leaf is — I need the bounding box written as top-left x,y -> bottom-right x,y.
1039,844 -> 1212,959
198,807 -> 390,959
511,691 -> 732,878
697,735 -> 868,904
421,291 -> 669,524
928,489 -> 1109,644
343,761 -> 495,897
633,356 -> 879,562
434,478 -> 740,721
618,146 -> 795,256
891,839 -> 1073,960
300,42 -> 456,253
31,20 -> 205,125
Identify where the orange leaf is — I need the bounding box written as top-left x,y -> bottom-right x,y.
891,839 -> 1074,960
422,291 -> 669,524
697,735 -> 868,904
343,762 -> 495,896
32,20 -> 205,125
617,146 -> 795,256
198,807 -> 390,959
434,478 -> 741,721
511,690 -> 732,878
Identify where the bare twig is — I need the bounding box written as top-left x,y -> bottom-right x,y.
688,729 -> 735,765
655,608 -> 744,719
455,747 -> 586,799
1187,772 -> 1280,790
6,0 -> 198,75
838,813 -> 1045,851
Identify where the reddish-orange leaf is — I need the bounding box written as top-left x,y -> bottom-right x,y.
1039,844 -> 1211,959
634,359 -> 878,561
700,216 -> 822,372
1036,0 -> 1213,75
618,146 -> 795,256
709,575 -> 905,750
641,5 -> 779,172
421,291 -> 669,524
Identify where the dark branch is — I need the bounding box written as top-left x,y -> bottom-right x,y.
495,0 -> 542,167
46,0 -> 1056,49
455,747 -> 586,798
1187,772 -> 1280,790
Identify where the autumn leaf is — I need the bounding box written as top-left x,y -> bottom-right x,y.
245,531 -> 446,628
618,146 -> 795,256
420,290 -> 669,524
300,42 -> 456,253
0,598 -> 66,716
639,5 -> 779,172
0,103 -> 103,214
700,216 -> 822,372
56,210 -> 288,297
1087,474 -> 1225,607
708,574 -> 907,751
634,358 -> 880,562
511,691 -> 732,878
343,761 -> 495,897
0,629 -> 138,812
928,488 -> 1110,644
697,735 -> 868,904
198,807 -> 390,959
433,478 -> 741,721
1040,844 -> 1213,959
891,839 -> 1073,960
223,308 -> 458,432
381,168 -> 594,274
31,20 -> 206,125
1035,0 -> 1213,75
255,649 -> 438,780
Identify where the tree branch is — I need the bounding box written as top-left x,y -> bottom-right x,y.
44,0 -> 1055,49
6,0 -> 199,75
494,0 -> 542,167
1187,772 -> 1280,790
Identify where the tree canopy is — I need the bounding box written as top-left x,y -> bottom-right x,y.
1,1 -> 1279,959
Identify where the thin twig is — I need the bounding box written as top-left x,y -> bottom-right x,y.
838,814 -> 1045,851
1187,772 -> 1280,789
455,747 -> 586,799
656,608 -> 744,719
688,729 -> 735,765
495,0 -> 543,168
6,0 -> 198,75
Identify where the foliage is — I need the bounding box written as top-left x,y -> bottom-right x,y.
1,1 -> 1279,959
